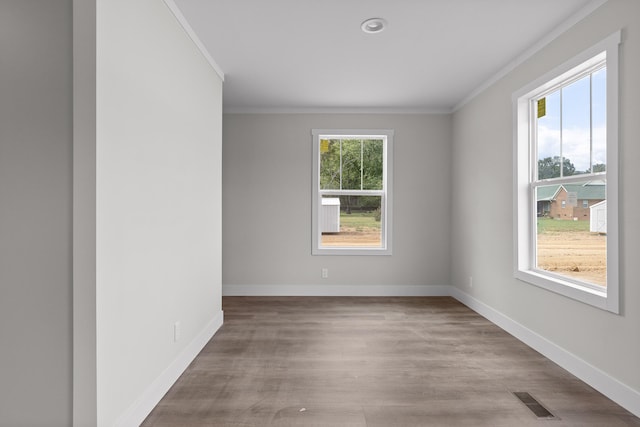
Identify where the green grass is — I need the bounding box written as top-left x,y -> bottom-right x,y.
537,217 -> 590,233
340,211 -> 381,230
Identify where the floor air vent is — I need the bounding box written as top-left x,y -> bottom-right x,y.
513,392 -> 557,419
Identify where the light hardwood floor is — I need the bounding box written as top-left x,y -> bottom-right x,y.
142,297 -> 640,426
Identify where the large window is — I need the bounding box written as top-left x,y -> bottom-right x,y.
312,130 -> 393,255
514,32 -> 620,313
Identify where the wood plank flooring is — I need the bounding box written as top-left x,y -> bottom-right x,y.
142,297 -> 640,426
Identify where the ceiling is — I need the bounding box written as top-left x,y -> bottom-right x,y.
172,0 -> 600,112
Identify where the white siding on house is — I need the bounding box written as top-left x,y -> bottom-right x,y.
590,200 -> 607,233
320,198 -> 340,233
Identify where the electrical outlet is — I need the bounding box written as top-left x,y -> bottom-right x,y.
469,276 -> 473,288
174,321 -> 181,342
321,268 -> 329,279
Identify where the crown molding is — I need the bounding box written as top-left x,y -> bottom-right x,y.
223,106 -> 452,115
453,0 -> 608,112
162,0 -> 225,81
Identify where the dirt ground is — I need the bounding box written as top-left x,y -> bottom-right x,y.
322,227 -> 606,286
321,227 -> 381,247
537,231 -> 607,286
323,228 -> 606,286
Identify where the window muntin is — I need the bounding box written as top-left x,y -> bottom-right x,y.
312,130 -> 393,255
514,31 -> 619,313
531,61 -> 606,289
535,65 -> 607,179
320,138 -> 384,191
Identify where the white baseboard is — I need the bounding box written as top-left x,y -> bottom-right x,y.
115,310 -> 224,427
222,283 -> 451,297
113,286 -> 640,423
449,286 -> 640,418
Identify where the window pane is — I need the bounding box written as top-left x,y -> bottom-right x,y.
535,180 -> 607,287
592,67 -> 607,172
320,139 -> 340,190
341,139 -> 362,190
536,184 -> 557,217
537,91 -> 561,179
562,75 -> 591,174
320,195 -> 382,248
362,139 -> 383,190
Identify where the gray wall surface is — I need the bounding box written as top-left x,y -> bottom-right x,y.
73,0 -> 97,423
95,0 -> 224,424
0,1 -> 73,426
451,0 -> 640,397
222,113 -> 451,290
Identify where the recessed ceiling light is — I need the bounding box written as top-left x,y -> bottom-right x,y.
361,18 -> 387,34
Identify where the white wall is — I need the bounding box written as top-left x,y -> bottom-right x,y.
0,1 -> 73,425
223,113 -> 451,294
451,0 -> 640,406
95,0 -> 223,425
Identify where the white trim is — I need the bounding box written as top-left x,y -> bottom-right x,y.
117,283 -> 640,419
223,107 -> 452,115
164,0 -> 607,114
114,310 -> 224,427
312,129 -> 394,256
512,31 -> 619,101
450,287 -> 640,418
512,31 -> 620,313
453,0 -> 608,112
162,0 -> 225,81
222,284 -> 450,297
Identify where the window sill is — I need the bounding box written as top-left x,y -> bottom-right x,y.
313,247 -> 392,256
515,269 -> 617,314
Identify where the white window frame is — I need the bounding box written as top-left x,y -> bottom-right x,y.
312,129 -> 393,256
513,31 -> 620,313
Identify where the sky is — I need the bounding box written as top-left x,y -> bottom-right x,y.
537,67 -> 606,175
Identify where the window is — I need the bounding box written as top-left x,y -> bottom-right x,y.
514,32 -> 620,313
312,129 -> 393,255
